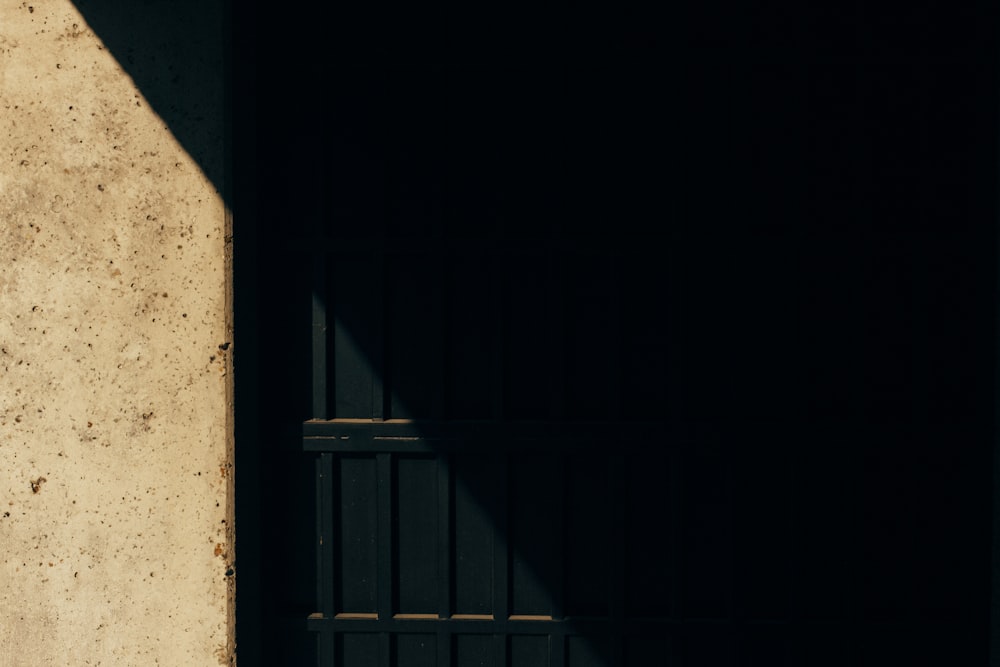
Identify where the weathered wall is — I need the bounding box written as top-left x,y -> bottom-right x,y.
0,1 -> 232,665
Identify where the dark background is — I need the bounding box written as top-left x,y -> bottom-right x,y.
229,2 -> 999,665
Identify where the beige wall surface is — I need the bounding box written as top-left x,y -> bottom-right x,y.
0,1 -> 232,665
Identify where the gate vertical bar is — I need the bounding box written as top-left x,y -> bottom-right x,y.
377,452 -> 393,621
317,452 -> 335,665
319,452 -> 335,613
608,252 -> 622,422
437,448 -> 453,667
547,247 -> 565,420
438,454 -> 452,619
845,56 -> 869,664
494,454 -> 509,622
379,632 -> 391,667
491,252 -> 505,420
669,444 -> 683,620
551,456 -> 565,622
436,630 -> 451,667
549,632 -> 565,667
990,24 -> 1000,667
494,634 -> 507,667
312,253 -> 328,420
609,452 -> 626,666
371,249 -> 386,420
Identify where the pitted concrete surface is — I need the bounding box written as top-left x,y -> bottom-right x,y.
0,2 -> 232,664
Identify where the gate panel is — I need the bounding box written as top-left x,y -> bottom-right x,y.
453,454 -> 501,618
681,446 -> 733,619
453,634 -> 495,667
623,636 -> 673,666
566,635 -> 612,667
395,456 -> 440,615
509,635 -> 548,667
340,634 -> 381,667
509,454 -> 561,618
445,257 -> 497,420
338,456 -> 379,614
624,454 -> 675,618
564,457 -> 611,618
387,259 -> 446,420
306,422 -> 677,666
502,255 -> 553,420
330,256 -> 383,420
393,634 -> 437,667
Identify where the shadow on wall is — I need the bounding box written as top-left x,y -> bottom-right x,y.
70,0 -> 228,206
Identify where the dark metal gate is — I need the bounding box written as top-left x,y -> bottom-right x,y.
265,51 -> 998,667
305,421 -> 681,667
302,236 -> 694,666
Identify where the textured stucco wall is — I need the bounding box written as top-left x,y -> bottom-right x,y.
0,1 -> 232,665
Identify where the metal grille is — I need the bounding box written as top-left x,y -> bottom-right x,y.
305,419 -> 684,667
302,239 -> 699,666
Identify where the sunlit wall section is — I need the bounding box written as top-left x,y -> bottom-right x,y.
0,2 -> 231,665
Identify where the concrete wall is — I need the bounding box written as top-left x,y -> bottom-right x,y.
0,1 -> 232,664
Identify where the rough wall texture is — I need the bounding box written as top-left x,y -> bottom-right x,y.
0,1 -> 232,665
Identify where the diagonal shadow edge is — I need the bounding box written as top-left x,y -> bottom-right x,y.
69,0 -> 229,209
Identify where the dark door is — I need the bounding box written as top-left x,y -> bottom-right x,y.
236,5 -> 999,666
